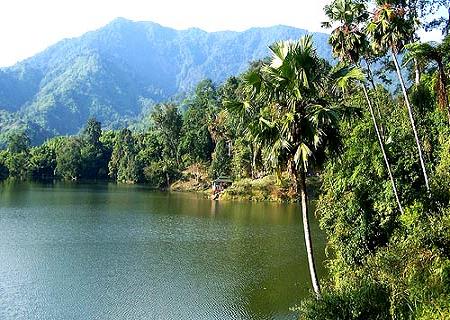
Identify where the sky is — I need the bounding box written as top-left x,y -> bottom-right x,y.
0,0 -> 445,67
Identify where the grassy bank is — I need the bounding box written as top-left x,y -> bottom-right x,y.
170,167 -> 321,202
220,174 -> 321,202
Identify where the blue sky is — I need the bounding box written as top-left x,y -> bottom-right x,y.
0,0 -> 445,67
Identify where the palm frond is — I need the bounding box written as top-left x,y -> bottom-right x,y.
294,143 -> 312,170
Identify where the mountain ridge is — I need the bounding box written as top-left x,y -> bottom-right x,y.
0,18 -> 332,145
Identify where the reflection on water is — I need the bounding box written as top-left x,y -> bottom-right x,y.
0,181 -> 326,320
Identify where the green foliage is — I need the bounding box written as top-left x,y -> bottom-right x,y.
80,118 -> 108,179
179,80 -> 216,164
0,20 -> 332,144
82,118 -> 102,148
232,35 -> 354,198
299,7 -> 450,312
0,158 -> 8,180
143,159 -> 180,189
136,127 -> 183,188
323,0 -> 369,64
366,3 -> 416,55
405,40 -> 450,123
0,17 -> 447,320
56,138 -> 82,180
151,104 -> 183,167
220,174 -> 295,202
361,206 -> 450,319
209,139 -> 231,179
231,137 -> 252,179
136,131 -> 163,167
7,131 -> 30,154
108,129 -> 141,183
318,116 -> 399,266
297,282 -> 390,320
306,79 -> 450,319
1,132 -> 32,180
4,152 -> 29,180
29,144 -> 56,180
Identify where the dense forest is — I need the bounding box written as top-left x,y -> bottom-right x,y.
1,0 -> 450,319
0,20 -> 331,146
297,0 -> 450,319
0,78 -> 241,187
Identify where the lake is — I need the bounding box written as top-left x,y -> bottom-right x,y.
0,182 -> 326,320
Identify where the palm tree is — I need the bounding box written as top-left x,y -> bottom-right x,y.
405,41 -> 450,125
323,0 -> 404,214
231,36 -> 354,298
367,1 -> 430,191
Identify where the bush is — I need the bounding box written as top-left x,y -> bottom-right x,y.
143,160 -> 180,189
297,282 -> 390,320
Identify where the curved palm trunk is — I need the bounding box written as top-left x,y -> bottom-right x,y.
251,143 -> 258,179
413,57 -> 421,85
298,167 -> 321,298
391,51 -> 430,191
288,159 -> 299,196
366,62 -> 385,138
362,84 -> 404,214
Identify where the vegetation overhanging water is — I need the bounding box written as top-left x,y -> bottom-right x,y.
0,0 -> 450,319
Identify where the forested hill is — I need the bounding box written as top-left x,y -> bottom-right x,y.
0,18 -> 331,145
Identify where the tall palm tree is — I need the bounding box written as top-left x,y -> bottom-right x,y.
405,41 -> 450,125
231,36 -> 354,298
367,1 -> 430,191
323,0 -> 404,214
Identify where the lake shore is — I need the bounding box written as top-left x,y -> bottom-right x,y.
170,173 -> 321,202
0,182 -> 326,319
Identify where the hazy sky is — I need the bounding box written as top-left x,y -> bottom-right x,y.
0,0 -> 444,67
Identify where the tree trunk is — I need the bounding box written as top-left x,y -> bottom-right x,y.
366,62 -> 385,139
166,172 -> 170,189
391,51 -> 430,191
298,167 -> 321,298
445,7 -> 450,36
362,84 -> 404,214
251,144 -> 257,179
436,59 -> 450,126
413,57 -> 421,85
288,158 -> 298,196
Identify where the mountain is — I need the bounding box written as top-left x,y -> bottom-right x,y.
0,18 -> 331,145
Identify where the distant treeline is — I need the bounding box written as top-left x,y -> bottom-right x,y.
1,2 -> 450,316
0,78 -> 262,188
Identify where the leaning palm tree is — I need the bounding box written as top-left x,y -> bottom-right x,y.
323,0 -> 404,214
404,41 -> 450,125
231,36 -> 354,298
367,1 -> 430,191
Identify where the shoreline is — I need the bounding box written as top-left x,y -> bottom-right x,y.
1,175 -> 321,203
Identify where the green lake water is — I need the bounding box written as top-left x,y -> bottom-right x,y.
0,182 -> 326,320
